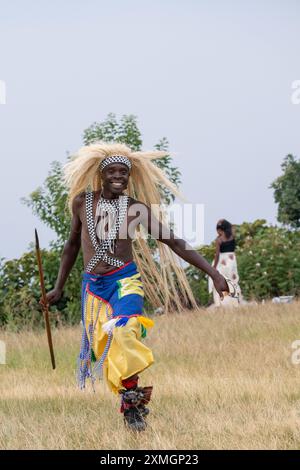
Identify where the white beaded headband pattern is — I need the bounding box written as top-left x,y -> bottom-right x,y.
100,155 -> 132,172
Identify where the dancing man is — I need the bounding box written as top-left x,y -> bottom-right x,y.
45,142 -> 229,431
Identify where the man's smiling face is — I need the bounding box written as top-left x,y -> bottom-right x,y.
101,162 -> 130,197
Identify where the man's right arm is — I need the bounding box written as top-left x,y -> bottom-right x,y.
45,195 -> 83,306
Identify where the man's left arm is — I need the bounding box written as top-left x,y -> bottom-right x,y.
138,202 -> 229,299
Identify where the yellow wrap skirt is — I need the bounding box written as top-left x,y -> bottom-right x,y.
77,261 -> 154,393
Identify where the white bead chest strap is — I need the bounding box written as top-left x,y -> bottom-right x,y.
85,191 -> 129,272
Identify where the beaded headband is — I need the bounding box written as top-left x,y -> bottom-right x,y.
100,155 -> 132,172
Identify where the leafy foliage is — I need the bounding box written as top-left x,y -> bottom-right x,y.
236,222 -> 300,300
83,113 -> 143,151
22,161 -> 70,250
271,154 -> 300,228
0,248 -> 83,330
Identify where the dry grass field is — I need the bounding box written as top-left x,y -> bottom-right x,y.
1,301 -> 300,450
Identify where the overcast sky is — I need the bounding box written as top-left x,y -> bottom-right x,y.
1,0 -> 300,260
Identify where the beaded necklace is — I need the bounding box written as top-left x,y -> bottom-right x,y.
85,191 -> 129,272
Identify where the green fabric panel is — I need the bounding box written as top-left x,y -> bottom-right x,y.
91,349 -> 97,363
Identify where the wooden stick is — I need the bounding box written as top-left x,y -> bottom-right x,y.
35,229 -> 56,370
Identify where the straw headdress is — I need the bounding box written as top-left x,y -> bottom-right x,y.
64,142 -> 198,313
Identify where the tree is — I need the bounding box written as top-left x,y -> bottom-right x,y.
83,113 -> 181,204
83,113 -> 142,151
22,161 -> 70,249
270,154 -> 300,228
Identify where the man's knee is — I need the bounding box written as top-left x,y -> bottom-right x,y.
113,317 -> 140,345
